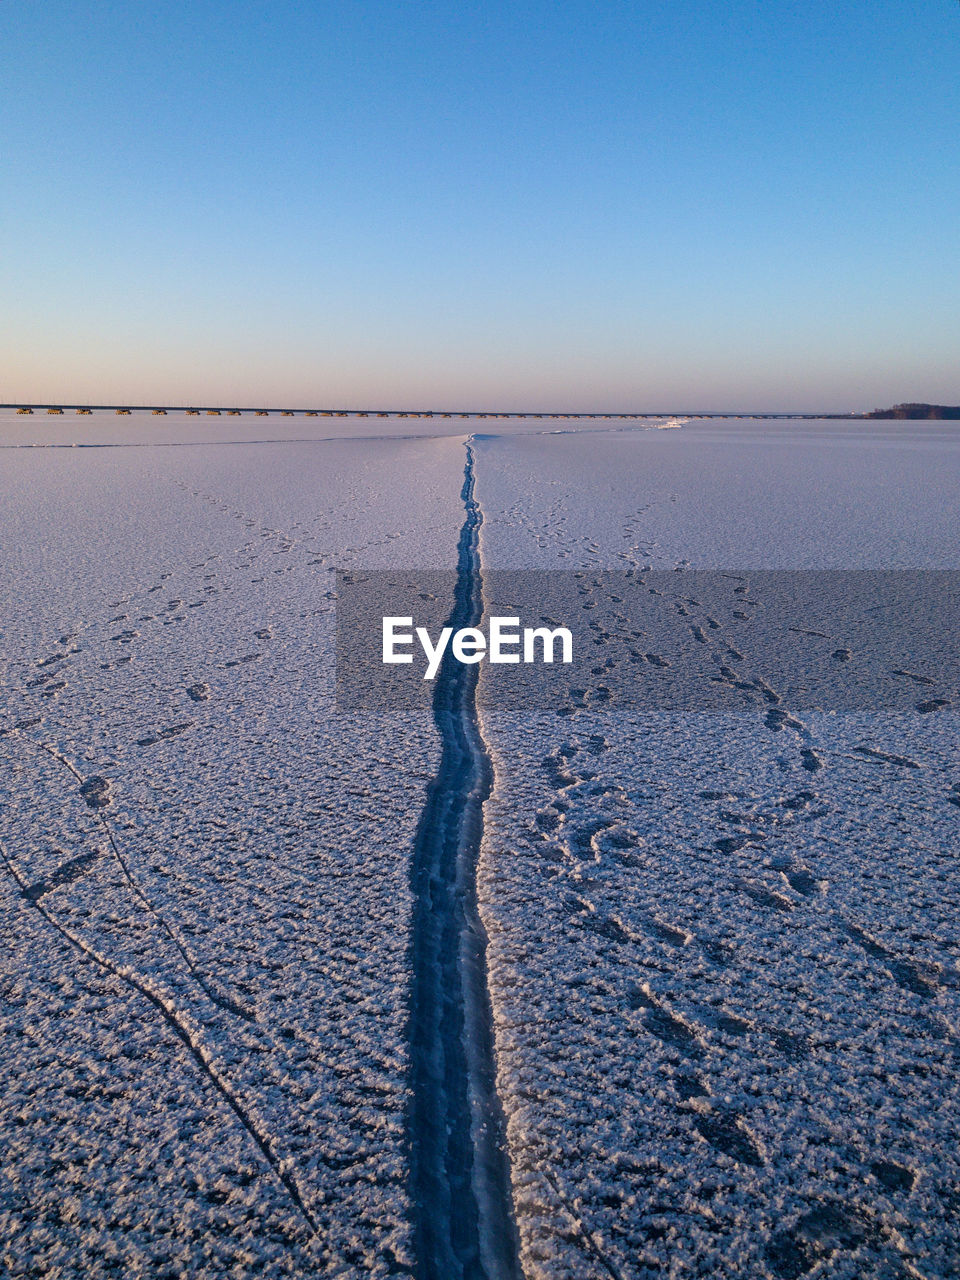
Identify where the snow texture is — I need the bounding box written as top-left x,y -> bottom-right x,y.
0,422 -> 464,1277
474,421 -> 960,1279
2,411 -> 959,1278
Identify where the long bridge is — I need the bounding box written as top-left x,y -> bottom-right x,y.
1,404 -> 864,419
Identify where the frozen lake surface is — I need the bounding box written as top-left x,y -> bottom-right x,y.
474,421 -> 960,1278
1,412 -> 958,1277
0,422 -> 464,1276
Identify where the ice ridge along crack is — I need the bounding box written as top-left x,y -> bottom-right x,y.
406,439 -> 521,1280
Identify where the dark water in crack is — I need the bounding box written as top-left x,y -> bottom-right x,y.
407,441 -> 521,1280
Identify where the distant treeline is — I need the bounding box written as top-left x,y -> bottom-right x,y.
866,403 -> 960,420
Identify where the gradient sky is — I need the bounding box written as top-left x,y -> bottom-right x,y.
2,1 -> 958,411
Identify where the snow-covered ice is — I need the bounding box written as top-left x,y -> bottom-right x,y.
2,411 -> 958,1278
474,421 -> 960,1278
0,421 -> 464,1277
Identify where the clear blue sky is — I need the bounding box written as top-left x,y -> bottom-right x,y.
2,1 -> 958,411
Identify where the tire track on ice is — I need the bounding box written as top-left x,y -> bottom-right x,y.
21,736 -> 256,1022
407,439 -> 521,1280
0,835 -> 319,1237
